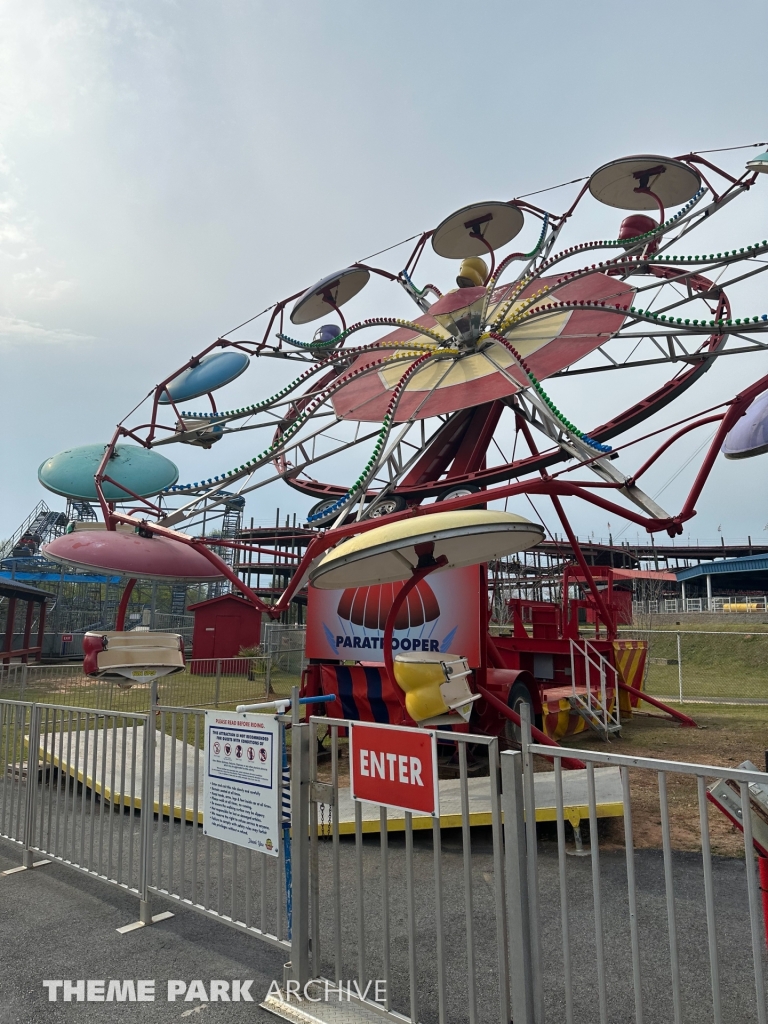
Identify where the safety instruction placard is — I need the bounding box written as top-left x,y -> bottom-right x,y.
203,711 -> 280,857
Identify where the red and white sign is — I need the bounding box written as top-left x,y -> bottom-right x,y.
62,634 -> 73,643
349,722 -> 439,817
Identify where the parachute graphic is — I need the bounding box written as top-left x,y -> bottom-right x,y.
336,579 -> 440,631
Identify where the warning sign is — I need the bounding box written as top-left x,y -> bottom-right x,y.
349,721 -> 439,817
203,711 -> 281,856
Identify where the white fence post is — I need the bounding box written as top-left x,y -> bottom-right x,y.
138,683 -> 157,924
500,749 -> 536,1024
22,703 -> 41,868
677,632 -> 683,704
289,689 -> 310,985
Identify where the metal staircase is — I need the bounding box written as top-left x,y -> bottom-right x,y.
569,639 -> 622,740
206,493 -> 245,598
66,499 -> 97,522
171,584 -> 188,615
0,501 -> 68,560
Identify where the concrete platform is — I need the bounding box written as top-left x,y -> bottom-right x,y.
38,725 -> 202,823
37,727 -> 622,833
332,767 -> 623,834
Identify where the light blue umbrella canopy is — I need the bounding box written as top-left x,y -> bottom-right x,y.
158,350 -> 250,405
38,444 -> 179,501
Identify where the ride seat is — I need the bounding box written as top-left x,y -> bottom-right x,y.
393,652 -> 479,726
83,630 -> 185,682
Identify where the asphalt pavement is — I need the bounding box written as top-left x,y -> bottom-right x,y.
0,842 -> 287,1024
1,826 -> 765,1024
311,827 -> 766,1024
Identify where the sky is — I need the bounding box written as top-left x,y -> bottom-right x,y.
1,0 -> 768,548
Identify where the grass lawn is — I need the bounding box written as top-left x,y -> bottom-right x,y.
1,665 -> 302,714
620,627 -> 768,702
557,703 -> 768,857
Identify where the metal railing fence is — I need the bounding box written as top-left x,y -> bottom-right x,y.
1,696 -> 292,947
5,694 -> 768,1024
1,699 -> 148,892
0,700 -> 34,844
620,628 -> 768,704
145,705 -> 291,950
516,703 -> 767,1024
0,658 -> 272,712
635,596 -> 768,616
304,715 -> 510,1024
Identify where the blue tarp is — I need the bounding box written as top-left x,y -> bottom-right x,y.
0,571 -> 122,584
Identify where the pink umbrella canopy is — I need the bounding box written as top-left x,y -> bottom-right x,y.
43,529 -> 225,581
331,273 -> 635,423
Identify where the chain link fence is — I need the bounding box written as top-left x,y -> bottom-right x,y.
620,628 -> 768,704
7,627 -> 765,706
634,596 -> 768,616
261,623 -> 306,676
0,658 -> 272,713
0,626 -> 308,713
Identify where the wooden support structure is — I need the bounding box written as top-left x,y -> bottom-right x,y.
0,580 -> 49,664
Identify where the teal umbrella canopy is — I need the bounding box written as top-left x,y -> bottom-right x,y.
747,151 -> 768,175
38,444 -> 179,501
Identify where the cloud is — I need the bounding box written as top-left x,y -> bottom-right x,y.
0,151 -> 76,303
10,269 -> 73,301
0,315 -> 93,346
0,169 -> 34,253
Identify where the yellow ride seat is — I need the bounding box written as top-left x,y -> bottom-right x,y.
393,652 -> 479,726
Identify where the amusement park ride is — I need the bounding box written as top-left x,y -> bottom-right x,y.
38,146 -> 768,748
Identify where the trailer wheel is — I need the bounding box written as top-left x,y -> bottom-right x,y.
505,681 -> 536,746
307,498 -> 352,525
367,494 -> 407,518
437,484 -> 483,508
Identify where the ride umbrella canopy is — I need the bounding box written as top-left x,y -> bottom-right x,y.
309,509 -> 544,683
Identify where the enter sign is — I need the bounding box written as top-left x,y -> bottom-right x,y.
349,721 -> 439,817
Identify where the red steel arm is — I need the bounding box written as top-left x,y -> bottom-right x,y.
617,680 -> 697,728
476,685 -> 585,770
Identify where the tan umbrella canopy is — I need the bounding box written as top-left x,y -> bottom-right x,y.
309,509 -> 544,589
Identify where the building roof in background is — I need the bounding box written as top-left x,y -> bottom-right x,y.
187,593 -> 261,613
676,553 -> 768,581
0,578 -> 50,601
570,567 -> 677,582
611,568 -> 677,582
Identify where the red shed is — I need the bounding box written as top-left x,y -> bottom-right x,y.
188,593 -> 262,661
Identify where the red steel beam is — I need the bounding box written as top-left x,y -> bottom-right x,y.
476,685 -> 585,770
